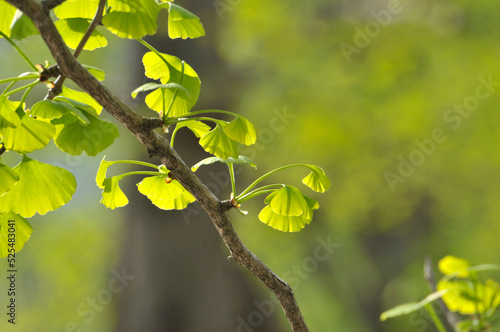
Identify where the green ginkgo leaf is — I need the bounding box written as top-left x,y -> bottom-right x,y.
142,52 -> 200,116
54,96 -> 100,119
265,185 -> 309,217
175,120 -> 211,138
137,175 -> 195,210
1,111 -> 55,153
192,155 -> 256,172
380,290 -> 448,321
0,1 -> 16,37
101,177 -> 129,209
199,124 -> 240,159
9,10 -> 38,40
0,212 -> 33,258
31,99 -> 84,123
54,112 -> 119,156
0,156 -> 77,218
0,96 -> 21,130
302,165 -> 331,193
161,2 -> 205,39
437,279 -> 500,315
0,163 -> 19,198
55,18 -> 107,50
102,0 -> 160,39
222,116 -> 256,146
54,0 -> 100,20
60,87 -> 102,115
439,256 -> 470,278
96,157 -> 115,189
131,82 -> 190,99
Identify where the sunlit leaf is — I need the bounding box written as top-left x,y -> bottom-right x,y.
54,0 -> 100,20
438,279 -> 500,315
0,212 -> 33,258
131,82 -> 190,98
1,111 -> 55,153
60,87 -> 102,115
199,124 -> 239,159
0,1 -> 17,37
0,96 -> 21,129
258,205 -> 310,232
192,155 -> 256,172
265,185 -> 309,216
0,163 -> 19,198
302,165 -> 331,193
54,96 -> 99,119
142,51 -> 200,116
55,18 -> 107,50
161,2 -> 205,39
54,112 -> 119,156
175,120 -> 211,138
0,156 -> 77,218
96,157 -> 115,189
9,10 -> 38,40
31,99 -> 87,124
137,175 -> 195,210
101,177 -> 128,209
222,115 -> 256,146
102,0 -> 160,39
380,290 -> 448,321
439,255 -> 470,278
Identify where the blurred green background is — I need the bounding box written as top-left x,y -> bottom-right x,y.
2,0 -> 500,331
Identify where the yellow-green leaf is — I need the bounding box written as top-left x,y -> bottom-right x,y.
0,163 -> 19,198
1,111 -> 55,153
222,115 -> 256,146
55,18 -> 107,50
380,290 -> 448,321
54,0 -> 100,20
101,177 -> 129,209
0,212 -> 33,258
199,124 -> 240,159
102,0 -> 160,39
60,87 -> 102,115
0,96 -> 21,130
302,165 -> 331,193
0,1 -> 17,37
439,255 -> 470,278
162,2 -> 205,39
137,176 -> 195,210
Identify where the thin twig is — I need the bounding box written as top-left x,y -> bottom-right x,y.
46,0 -> 106,99
0,145 -> 6,156
4,1 -> 310,330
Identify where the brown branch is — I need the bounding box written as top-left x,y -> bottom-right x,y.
5,0 -> 310,331
0,145 -> 6,156
46,0 -> 106,99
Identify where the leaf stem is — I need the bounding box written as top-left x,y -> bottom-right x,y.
236,184 -> 284,203
237,164 -> 311,199
0,31 -> 37,71
3,80 -> 39,97
107,159 -> 159,170
0,74 -> 38,85
228,163 -> 236,197
424,303 -> 448,332
116,171 -> 166,180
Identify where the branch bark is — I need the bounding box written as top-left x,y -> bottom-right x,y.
5,1 -> 310,331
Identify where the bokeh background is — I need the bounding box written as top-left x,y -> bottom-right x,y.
1,0 -> 500,331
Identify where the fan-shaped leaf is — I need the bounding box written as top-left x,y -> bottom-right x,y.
175,120 -> 211,138
54,0 -> 100,20
265,185 -> 308,217
162,2 -> 205,39
60,87 -> 102,115
0,96 -> 21,130
222,116 -> 256,146
131,82 -> 190,98
101,177 -> 128,209
0,2 -> 16,37
302,165 -> 331,193
0,212 -> 33,258
0,163 -> 19,198
258,205 -> 311,232
439,256 -> 470,278
1,111 -> 55,153
199,124 -> 239,159
137,176 -> 195,210
55,18 -> 107,50
0,156 -> 76,218
9,10 -> 38,40
102,0 -> 160,39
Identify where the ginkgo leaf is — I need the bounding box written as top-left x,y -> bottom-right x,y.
1,111 -> 55,153
175,120 -> 211,138
96,157 -> 115,189
199,124 -> 240,159
0,96 -> 21,129
192,155 -> 256,172
265,185 -> 309,217
258,205 -> 311,232
54,0 -> 100,20
31,99 -> 85,123
0,1 -> 16,37
131,82 -> 190,98
439,256 -> 470,278
0,212 -> 33,258
9,10 -> 38,40
380,290 -> 448,321
142,52 -> 200,116
0,156 -> 77,218
101,177 -> 129,209
437,279 -> 500,315
302,165 -> 331,193
55,18 -> 107,50
222,116 -> 256,146
54,96 -> 99,119
54,112 -> 119,156
60,87 -> 102,115
162,2 -> 205,39
0,163 -> 19,198
102,0 -> 160,39
83,65 -> 106,81
137,176 -> 195,210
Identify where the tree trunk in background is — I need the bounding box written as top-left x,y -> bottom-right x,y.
115,2 -> 282,331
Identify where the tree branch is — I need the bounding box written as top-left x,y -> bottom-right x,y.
5,0 -> 309,330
